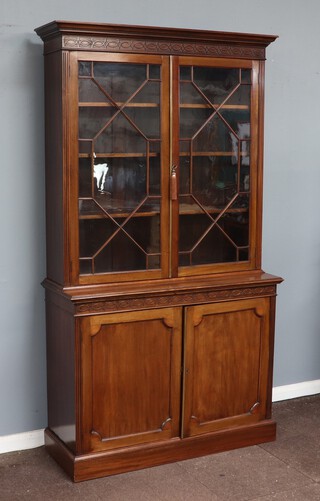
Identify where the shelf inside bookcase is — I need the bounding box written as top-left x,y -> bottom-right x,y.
79,102 -> 160,108
79,152 -> 159,158
179,103 -> 249,110
78,201 -> 249,220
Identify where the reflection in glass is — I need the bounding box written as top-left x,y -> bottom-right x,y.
79,79 -> 108,102
93,62 -> 146,102
79,106 -> 115,140
79,61 -> 91,77
193,67 -> 239,105
94,114 -> 147,154
180,108 -> 213,139
180,82 -> 210,105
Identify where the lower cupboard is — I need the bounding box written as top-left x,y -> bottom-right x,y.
78,297 -> 272,449
44,290 -> 277,481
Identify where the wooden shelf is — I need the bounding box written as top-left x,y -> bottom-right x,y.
79,203 -> 248,220
179,203 -> 248,216
79,152 -> 246,159
79,102 -> 159,108
180,103 -> 249,110
79,102 -> 247,110
179,151 -> 247,157
79,152 -> 159,158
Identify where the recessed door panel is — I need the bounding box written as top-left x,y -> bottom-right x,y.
183,298 -> 270,437
80,307 -> 182,453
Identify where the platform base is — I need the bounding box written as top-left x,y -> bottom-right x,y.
45,421 -> 276,482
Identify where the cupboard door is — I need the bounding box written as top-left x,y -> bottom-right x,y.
79,308 -> 182,453
172,57 -> 259,277
183,298 -> 271,437
69,53 -> 170,284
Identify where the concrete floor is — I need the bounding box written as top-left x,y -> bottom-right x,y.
1,395 -> 320,500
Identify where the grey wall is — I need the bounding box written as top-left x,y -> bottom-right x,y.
1,0 -> 320,436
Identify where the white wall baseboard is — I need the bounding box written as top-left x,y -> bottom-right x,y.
1,380 -> 320,455
272,379 -> 320,402
0,429 -> 44,454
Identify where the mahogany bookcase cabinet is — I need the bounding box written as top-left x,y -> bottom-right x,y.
35,21 -> 282,482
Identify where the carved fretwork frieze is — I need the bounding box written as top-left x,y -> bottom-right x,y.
75,285 -> 276,315
62,36 -> 265,59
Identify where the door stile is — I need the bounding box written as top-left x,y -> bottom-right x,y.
159,56 -> 171,278
254,60 -> 265,270
170,56 -> 180,278
66,51 -> 80,285
180,306 -> 189,439
248,60 -> 260,270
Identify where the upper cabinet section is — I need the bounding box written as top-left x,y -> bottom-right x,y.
35,22 -> 277,287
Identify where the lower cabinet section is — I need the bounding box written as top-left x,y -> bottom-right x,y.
77,297 -> 273,456
44,287 -> 278,482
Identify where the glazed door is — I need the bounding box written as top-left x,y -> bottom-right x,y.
68,53 -> 261,284
171,57 -> 260,277
182,298 -> 271,437
79,308 -> 182,453
69,53 -> 170,284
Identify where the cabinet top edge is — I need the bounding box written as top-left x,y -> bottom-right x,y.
43,271 -> 283,302
34,20 -> 278,47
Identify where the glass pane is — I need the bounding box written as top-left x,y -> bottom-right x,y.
191,225 -> 237,265
79,61 -> 92,77
149,157 -> 161,195
79,79 -> 108,102
93,62 -> 146,102
79,140 -> 92,154
180,82 -> 211,106
241,69 -> 251,84
220,194 -> 250,255
79,259 -> 93,274
179,213 -> 212,253
124,213 -> 160,255
125,107 -> 160,139
79,106 -> 116,140
179,156 -> 190,194
179,195 -> 213,258
192,156 -> 237,208
180,108 -> 213,139
240,141 -> 250,192
94,114 -> 147,153
220,212 -> 249,248
193,114 -> 233,153
180,66 -> 192,81
148,255 -> 161,269
94,232 -> 147,273
79,216 -> 118,257
149,64 -> 160,80
150,141 -> 160,154
193,67 -> 239,105
130,81 -> 160,104
79,158 -> 92,197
